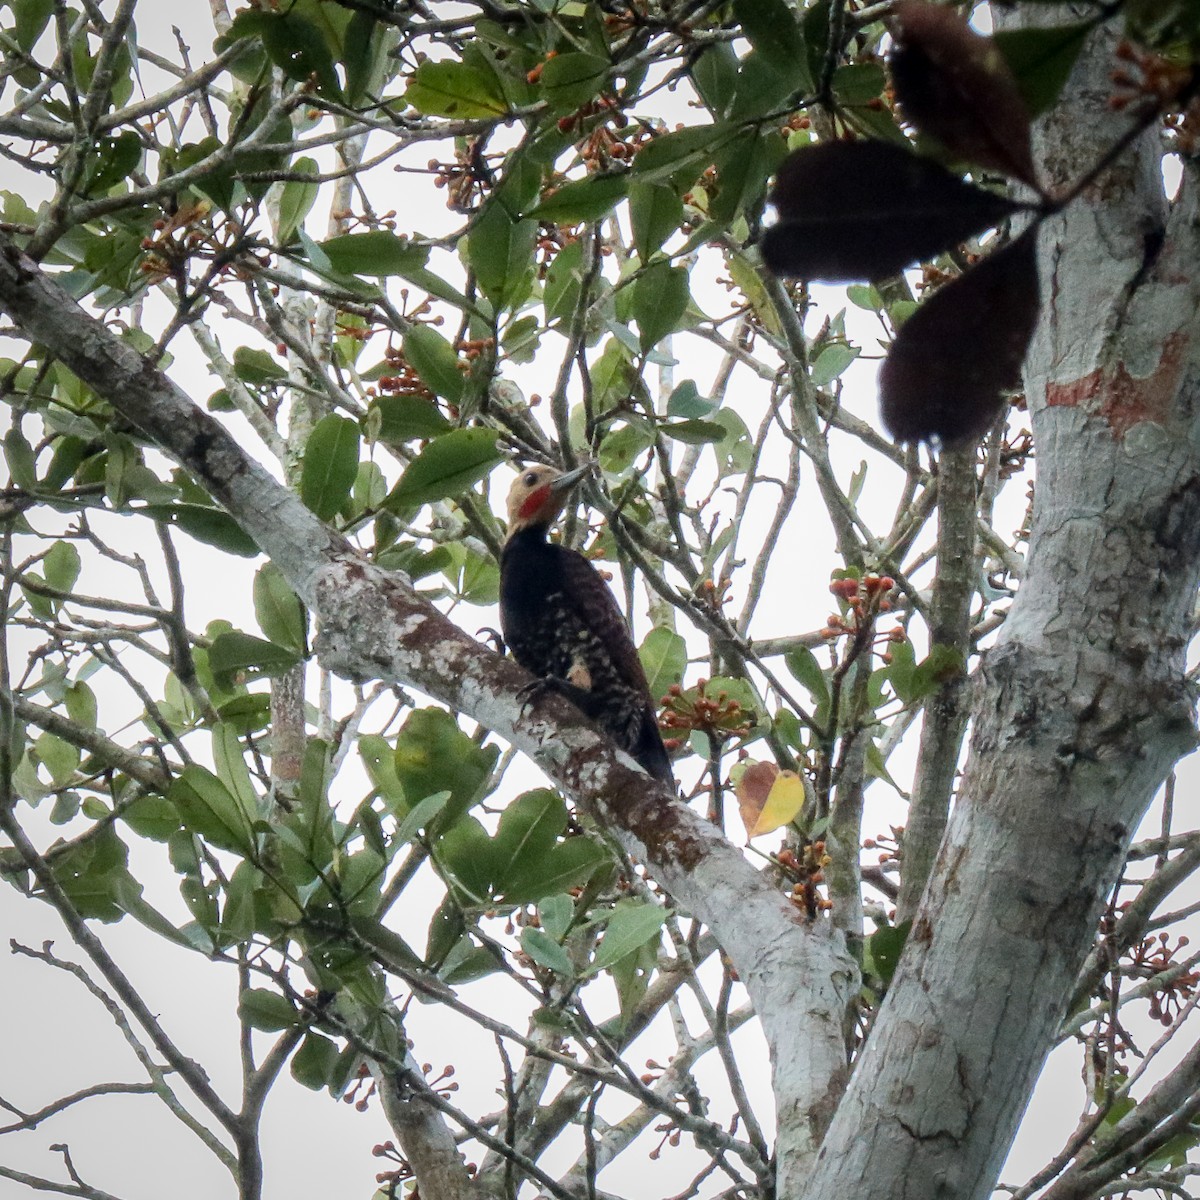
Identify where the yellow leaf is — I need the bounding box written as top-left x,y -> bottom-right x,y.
734,759 -> 777,839
749,770 -> 806,838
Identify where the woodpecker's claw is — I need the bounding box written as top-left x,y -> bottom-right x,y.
515,675 -> 582,715
477,626 -> 506,654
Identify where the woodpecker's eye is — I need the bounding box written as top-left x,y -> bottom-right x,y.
523,471 -> 538,485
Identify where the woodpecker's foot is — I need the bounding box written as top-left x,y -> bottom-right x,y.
516,675 -> 589,714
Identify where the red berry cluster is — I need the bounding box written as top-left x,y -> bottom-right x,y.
1128,931 -> 1196,1027
330,207 -> 400,232
695,576 -> 731,611
863,827 -> 901,867
427,140 -> 496,213
776,842 -> 832,919
342,1061 -> 376,1112
658,678 -> 753,752
371,1141 -> 413,1191
1110,40 -> 1196,113
822,573 -> 899,641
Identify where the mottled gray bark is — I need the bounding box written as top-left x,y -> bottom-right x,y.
897,446 -> 976,924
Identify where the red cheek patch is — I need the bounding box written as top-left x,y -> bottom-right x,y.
519,484 -> 552,520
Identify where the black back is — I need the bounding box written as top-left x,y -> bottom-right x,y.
500,527 -> 673,784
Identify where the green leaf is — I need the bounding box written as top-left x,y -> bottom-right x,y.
539,51 -> 609,111
142,504 -> 260,557
712,409 -> 753,478
122,795 -> 181,842
908,644 -> 966,701
659,419 -> 726,445
394,790 -> 452,846
13,0 -> 54,54
404,325 -> 465,404
359,733 -> 407,812
543,238 -> 585,326
503,314 -> 540,364
434,815 -> 496,904
730,50 -> 802,121
320,231 -> 430,277
469,202 -> 538,309
64,681 -> 98,730
521,926 -> 574,976
385,428 -> 502,510
47,826 -> 137,922
785,646 -> 830,710
884,637 -> 917,703
690,41 -> 739,117
42,435 -> 90,490
587,900 -> 667,975
234,346 -> 289,385
212,723 -> 261,824
277,156 -> 320,243
832,62 -> 886,106
392,708 -> 498,822
36,731 -> 78,786
404,59 -> 508,118
170,764 -> 256,855
492,789 -> 567,883
208,631 -> 301,691
503,837 -> 607,905
628,182 -> 683,262
666,379 -> 716,418
371,395 -> 452,443
4,428 -> 36,489
734,0 -> 810,83
261,12 -> 341,100
810,343 -> 860,387
343,10 -> 385,104
639,627 -> 686,700
633,262 -> 690,352
528,173 -> 627,224
300,414 -> 360,521
539,894 -> 574,940
253,562 -> 307,655
864,921 -> 911,987
50,792 -> 81,825
43,540 -> 81,593
85,131 -> 142,193
217,693 -> 272,735
238,987 -> 298,1032
292,1032 -> 341,1090
993,22 -> 1091,117
440,939 -> 501,985
632,123 -> 728,186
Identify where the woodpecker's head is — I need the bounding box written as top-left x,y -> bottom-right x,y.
505,462 -> 593,536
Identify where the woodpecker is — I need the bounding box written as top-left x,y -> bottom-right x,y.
500,463 -> 674,785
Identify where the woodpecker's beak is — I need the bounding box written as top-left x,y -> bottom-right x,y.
549,461 -> 596,492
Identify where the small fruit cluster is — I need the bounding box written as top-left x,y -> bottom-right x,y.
658,678 -> 753,751
776,841 -> 832,919
822,573 -> 897,640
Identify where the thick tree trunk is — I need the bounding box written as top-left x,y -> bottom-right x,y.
803,25 -> 1200,1200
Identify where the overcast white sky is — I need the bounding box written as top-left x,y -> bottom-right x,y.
2,4 -> 1198,1199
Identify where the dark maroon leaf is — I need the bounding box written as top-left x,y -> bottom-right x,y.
889,1 -> 1040,192
761,140 -> 1025,282
880,224 -> 1040,445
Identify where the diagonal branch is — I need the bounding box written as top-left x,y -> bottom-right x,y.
0,232 -> 858,1182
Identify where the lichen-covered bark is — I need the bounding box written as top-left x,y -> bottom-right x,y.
804,24 -> 1200,1200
